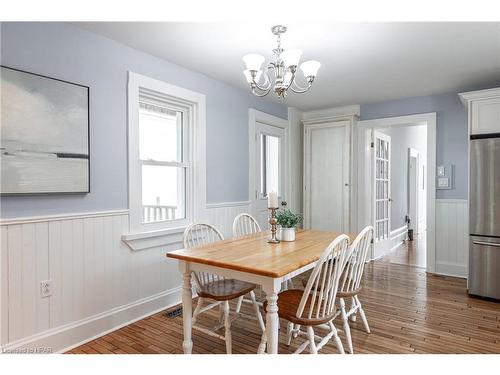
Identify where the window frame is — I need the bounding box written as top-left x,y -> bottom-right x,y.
127,72 -> 206,235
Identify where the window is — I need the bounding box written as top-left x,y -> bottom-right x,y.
260,134 -> 281,197
127,72 -> 206,235
139,103 -> 186,223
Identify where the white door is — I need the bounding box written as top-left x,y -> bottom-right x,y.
304,121 -> 350,232
373,130 -> 391,257
408,149 -> 419,233
253,122 -> 286,228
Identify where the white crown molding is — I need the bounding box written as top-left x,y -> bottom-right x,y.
301,104 -> 360,122
458,87 -> 500,106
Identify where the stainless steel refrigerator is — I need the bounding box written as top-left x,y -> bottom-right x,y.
469,135 -> 500,299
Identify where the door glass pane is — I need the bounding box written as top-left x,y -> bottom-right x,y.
260,134 -> 280,196
139,103 -> 182,162
141,165 -> 185,223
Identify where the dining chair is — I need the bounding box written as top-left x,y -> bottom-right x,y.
335,225 -> 374,353
183,223 -> 265,354
232,213 -> 294,305
232,212 -> 261,237
258,234 -> 352,354
232,213 -> 263,313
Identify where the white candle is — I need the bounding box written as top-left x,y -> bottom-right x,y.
268,191 -> 278,209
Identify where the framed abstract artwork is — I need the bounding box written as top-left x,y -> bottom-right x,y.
1,66 -> 90,194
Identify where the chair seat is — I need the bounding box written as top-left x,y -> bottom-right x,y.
337,288 -> 361,298
263,289 -> 336,326
197,279 -> 257,301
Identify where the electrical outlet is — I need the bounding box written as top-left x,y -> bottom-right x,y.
40,280 -> 52,298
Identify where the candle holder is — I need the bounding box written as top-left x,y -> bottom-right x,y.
267,207 -> 280,244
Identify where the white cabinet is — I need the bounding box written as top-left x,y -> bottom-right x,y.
459,88 -> 500,135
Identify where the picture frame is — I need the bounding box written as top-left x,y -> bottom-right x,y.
0,65 -> 90,195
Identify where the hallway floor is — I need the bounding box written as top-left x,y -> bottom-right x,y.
382,232 -> 426,268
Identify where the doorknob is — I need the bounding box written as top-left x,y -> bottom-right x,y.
388,198 -> 392,202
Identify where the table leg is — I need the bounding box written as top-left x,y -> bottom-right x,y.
180,262 -> 193,354
263,280 -> 281,354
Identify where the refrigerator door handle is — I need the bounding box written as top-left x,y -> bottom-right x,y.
473,241 -> 500,247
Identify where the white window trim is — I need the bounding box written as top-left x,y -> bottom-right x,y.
125,72 -> 206,242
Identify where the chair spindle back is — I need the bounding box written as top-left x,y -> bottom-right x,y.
232,213 -> 261,237
339,226 -> 374,294
298,235 -> 352,321
183,223 -> 225,289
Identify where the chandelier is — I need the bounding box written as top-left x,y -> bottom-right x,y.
242,25 -> 321,98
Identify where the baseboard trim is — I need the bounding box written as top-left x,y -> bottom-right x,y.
390,225 -> 408,239
435,261 -> 467,279
0,286 -> 182,354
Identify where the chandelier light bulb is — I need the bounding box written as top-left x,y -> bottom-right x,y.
242,54 -> 265,71
281,49 -> 302,68
243,69 -> 262,83
300,60 -> 321,78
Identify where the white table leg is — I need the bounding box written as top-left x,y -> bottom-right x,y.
263,279 -> 281,354
180,261 -> 193,354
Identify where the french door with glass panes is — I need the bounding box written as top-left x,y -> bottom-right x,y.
372,130 -> 392,258
253,122 -> 286,228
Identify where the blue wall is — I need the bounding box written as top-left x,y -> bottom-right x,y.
0,22 -> 287,218
360,88 -> 499,200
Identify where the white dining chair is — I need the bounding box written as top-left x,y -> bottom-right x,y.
232,213 -> 263,312
232,212 -> 262,238
336,225 -> 374,353
232,213 -> 294,305
183,223 -> 265,354
258,234 -> 352,354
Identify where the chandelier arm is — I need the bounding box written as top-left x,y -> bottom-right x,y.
251,87 -> 271,97
250,64 -> 274,91
290,75 -> 313,93
290,82 -> 312,94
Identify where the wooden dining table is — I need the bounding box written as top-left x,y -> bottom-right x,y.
167,229 -> 355,354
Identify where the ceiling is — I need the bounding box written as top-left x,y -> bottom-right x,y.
75,22 -> 500,110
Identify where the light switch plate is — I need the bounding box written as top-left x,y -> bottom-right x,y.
437,166 -> 445,176
438,177 -> 450,188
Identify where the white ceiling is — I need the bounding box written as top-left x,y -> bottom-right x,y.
76,22 -> 500,110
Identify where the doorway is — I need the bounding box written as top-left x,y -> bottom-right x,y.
248,109 -> 289,229
303,120 -> 350,232
356,113 -> 436,272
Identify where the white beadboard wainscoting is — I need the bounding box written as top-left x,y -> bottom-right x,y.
0,201 -> 250,353
435,199 -> 468,278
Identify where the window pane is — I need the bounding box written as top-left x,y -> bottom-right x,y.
260,134 -> 280,196
139,103 -> 182,162
141,165 -> 185,223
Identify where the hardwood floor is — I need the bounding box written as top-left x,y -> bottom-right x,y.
67,244 -> 500,354
382,232 -> 426,268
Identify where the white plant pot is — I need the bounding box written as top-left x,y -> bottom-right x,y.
280,227 -> 296,242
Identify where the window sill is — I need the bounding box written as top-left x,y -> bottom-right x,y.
122,226 -> 187,251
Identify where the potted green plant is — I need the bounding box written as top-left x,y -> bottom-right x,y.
276,209 -> 303,241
